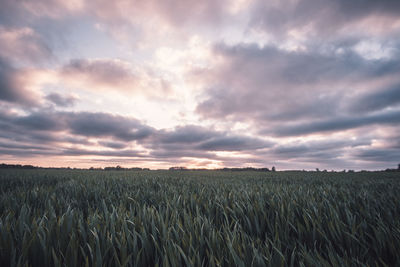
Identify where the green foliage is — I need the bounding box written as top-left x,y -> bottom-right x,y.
0,170 -> 399,266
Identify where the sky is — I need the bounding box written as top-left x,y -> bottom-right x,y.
0,0 -> 400,170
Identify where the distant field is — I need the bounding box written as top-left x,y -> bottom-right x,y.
0,170 -> 399,266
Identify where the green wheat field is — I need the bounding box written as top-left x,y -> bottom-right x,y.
0,169 -> 399,266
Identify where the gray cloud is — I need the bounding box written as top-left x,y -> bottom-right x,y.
0,109 -> 271,164
0,58 -> 39,106
0,26 -> 53,65
0,109 -> 154,143
349,85 -> 400,113
195,43 -> 400,136
270,138 -> 370,159
353,148 -> 400,163
250,0 -> 400,38
98,140 -> 127,149
65,112 -> 155,141
151,125 -> 272,152
46,93 -> 78,107
272,110 -> 400,136
85,0 -> 231,30
158,125 -> 218,144
61,58 -> 139,91
1,0 -> 399,170
61,148 -> 144,158
14,112 -> 63,131
197,136 -> 271,151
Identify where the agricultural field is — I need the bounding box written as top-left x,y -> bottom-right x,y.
0,169 -> 399,266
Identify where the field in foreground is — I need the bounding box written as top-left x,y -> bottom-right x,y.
0,170 -> 399,266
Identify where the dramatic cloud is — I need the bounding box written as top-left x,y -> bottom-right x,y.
250,0 -> 400,39
195,43 -> 400,132
0,0 -> 399,169
155,125 -> 271,150
0,109 -> 271,167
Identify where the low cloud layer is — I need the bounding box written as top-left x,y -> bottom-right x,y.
0,109 -> 273,167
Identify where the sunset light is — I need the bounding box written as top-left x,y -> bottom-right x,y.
1,0 -> 399,170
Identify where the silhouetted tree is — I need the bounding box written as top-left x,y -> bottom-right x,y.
272,166 -> 276,172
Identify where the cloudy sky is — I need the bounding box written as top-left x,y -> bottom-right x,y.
1,0 -> 399,170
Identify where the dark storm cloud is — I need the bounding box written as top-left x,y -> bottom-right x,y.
46,93 -> 78,107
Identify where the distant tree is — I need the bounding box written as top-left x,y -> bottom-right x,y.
316,168 -> 320,172
398,163 -> 400,171
271,166 -> 276,172
169,166 -> 187,171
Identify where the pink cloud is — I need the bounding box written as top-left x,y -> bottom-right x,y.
61,58 -> 139,91
58,58 -> 172,96
0,26 -> 52,65
0,58 -> 41,106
